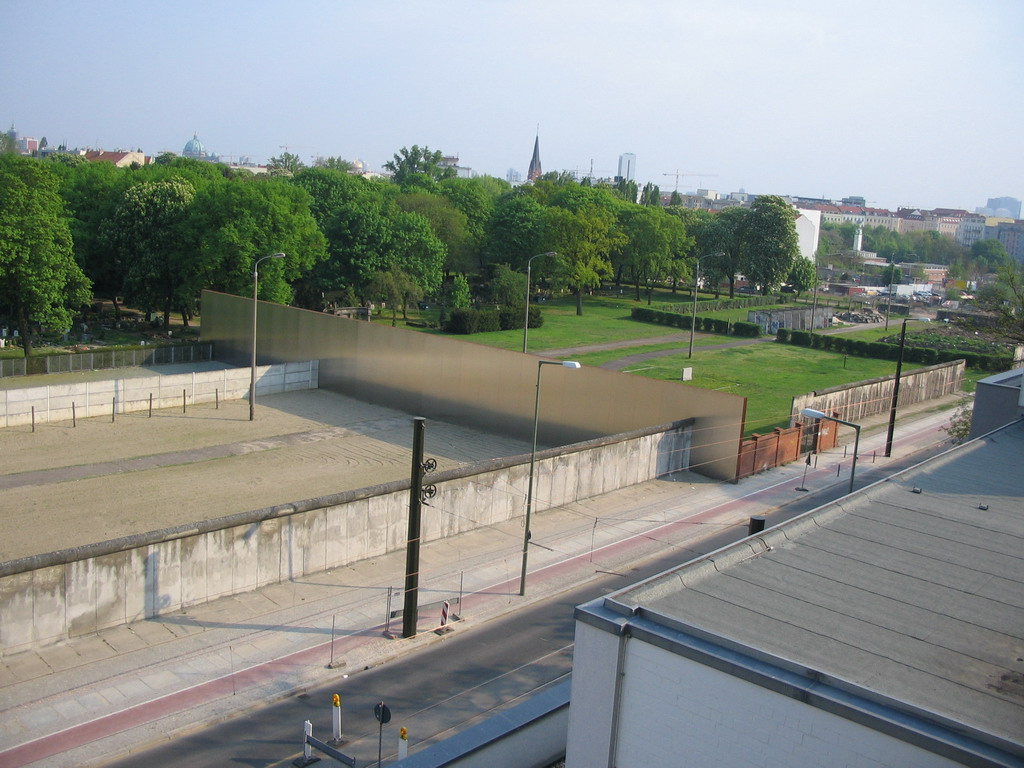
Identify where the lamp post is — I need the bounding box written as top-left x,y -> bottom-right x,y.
523,252 -> 556,353
801,408 -> 861,495
883,316 -> 930,457
688,254 -> 713,359
519,359 -> 580,596
249,252 -> 286,421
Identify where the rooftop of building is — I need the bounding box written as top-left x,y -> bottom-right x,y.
582,418 -> 1024,756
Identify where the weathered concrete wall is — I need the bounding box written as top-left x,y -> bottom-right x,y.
791,360 -> 964,425
0,421 -> 691,655
0,361 -> 318,428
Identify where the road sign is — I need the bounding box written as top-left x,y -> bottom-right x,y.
374,701 -> 392,724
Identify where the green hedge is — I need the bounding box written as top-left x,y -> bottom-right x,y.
630,307 -> 763,339
446,306 -> 543,335
773,329 -> 1011,370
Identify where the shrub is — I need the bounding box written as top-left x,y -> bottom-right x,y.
732,321 -> 762,338
790,330 -> 812,347
446,308 -> 478,334
776,328 -> 790,343
498,308 -> 520,330
477,311 -> 501,333
528,306 -> 544,329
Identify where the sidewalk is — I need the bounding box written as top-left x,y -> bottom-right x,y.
0,396 -> 962,768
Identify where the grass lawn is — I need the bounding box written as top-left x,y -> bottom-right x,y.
570,342 -> 928,435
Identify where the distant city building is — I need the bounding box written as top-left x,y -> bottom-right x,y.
616,153 -> 636,183
507,168 -> 522,183
84,150 -> 148,167
989,220 -> 1024,263
527,134 -> 542,181
439,154 -> 474,179
5,124 -> 39,155
181,132 -> 219,163
979,196 -> 1022,219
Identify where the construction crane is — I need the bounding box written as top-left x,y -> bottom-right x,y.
278,144 -> 314,155
661,170 -> 718,192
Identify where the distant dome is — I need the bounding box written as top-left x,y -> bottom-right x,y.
182,133 -> 206,158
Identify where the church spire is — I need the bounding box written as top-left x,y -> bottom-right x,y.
527,133 -> 542,181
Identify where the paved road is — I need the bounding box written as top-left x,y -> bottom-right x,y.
0,400 -> 958,768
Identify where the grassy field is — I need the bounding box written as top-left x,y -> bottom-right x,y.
569,342 -> 930,434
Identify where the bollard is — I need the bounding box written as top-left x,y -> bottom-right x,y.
332,694 -> 343,743
149,393 -> 153,418
302,720 -> 313,762
72,401 -> 77,427
399,726 -> 409,760
112,396 -> 116,423
182,389 -> 186,413
748,516 -> 766,536
216,387 -> 219,409
31,405 -> 35,433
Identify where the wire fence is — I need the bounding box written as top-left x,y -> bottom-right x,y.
0,343 -> 213,378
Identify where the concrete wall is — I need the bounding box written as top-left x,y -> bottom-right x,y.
0,421 -> 691,655
0,361 -> 318,428
791,359 -> 965,426
200,291 -> 745,482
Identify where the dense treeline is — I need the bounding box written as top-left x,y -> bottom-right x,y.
0,147 -> 808,355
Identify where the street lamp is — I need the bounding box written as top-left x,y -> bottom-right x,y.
883,316 -> 931,457
523,252 -> 556,353
688,254 -> 714,359
519,359 -> 581,596
250,252 -> 286,421
801,408 -> 861,495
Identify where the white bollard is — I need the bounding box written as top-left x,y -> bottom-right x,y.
332,693 -> 343,742
303,720 -> 313,760
399,726 -> 409,760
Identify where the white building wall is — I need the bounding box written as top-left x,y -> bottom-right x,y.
564,621 -> 621,766
571,635 -> 967,768
795,208 -> 821,261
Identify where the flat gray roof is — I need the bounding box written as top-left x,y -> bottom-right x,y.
590,419 -> 1024,757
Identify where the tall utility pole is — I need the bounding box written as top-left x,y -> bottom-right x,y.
402,417 -> 436,638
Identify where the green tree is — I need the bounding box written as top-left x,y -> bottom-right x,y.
617,206 -> 673,302
0,155 -> 92,355
986,262 -> 1024,343
384,145 -> 456,186
313,156 -> 354,172
52,158 -> 132,307
970,239 -> 1010,272
488,263 -> 527,308
108,178 -> 199,328
267,151 -> 305,177
545,204 -> 621,315
365,268 -> 423,326
395,191 -> 472,274
880,264 -> 903,285
640,182 -> 661,206
739,195 -> 799,294
787,256 -> 817,295
447,272 -> 472,309
482,194 -> 548,270
191,177 -> 327,305
691,206 -> 748,297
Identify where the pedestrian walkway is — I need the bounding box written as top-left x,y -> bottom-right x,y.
0,397 -> 961,768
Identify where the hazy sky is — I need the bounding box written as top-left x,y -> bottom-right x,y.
4,0 -> 1021,212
